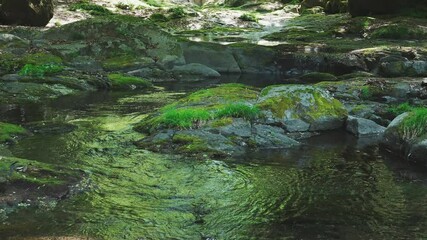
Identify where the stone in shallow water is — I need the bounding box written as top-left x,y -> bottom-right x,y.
346,116 -> 386,137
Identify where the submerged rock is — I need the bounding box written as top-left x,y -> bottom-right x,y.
346,116 -> 386,137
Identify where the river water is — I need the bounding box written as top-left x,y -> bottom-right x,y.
0,82 -> 426,239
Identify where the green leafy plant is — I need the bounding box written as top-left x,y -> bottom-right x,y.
215,103 -> 260,120
19,64 -> 64,77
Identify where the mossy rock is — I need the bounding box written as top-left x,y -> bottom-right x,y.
300,72 -> 338,82
257,85 -> 347,131
0,122 -> 26,143
108,73 -> 153,89
102,55 -> 155,71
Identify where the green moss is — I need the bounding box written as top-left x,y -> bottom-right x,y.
257,86 -> 347,121
210,117 -> 234,128
102,55 -> 153,71
144,0 -> 162,7
371,25 -> 427,40
108,73 -> 153,89
239,13 -> 258,22
0,122 -> 26,143
215,103 -> 260,120
351,104 -> 368,114
300,72 -> 338,82
18,64 -> 64,77
23,53 -> 63,66
69,1 -> 113,16
0,53 -> 22,73
399,108 -> 427,140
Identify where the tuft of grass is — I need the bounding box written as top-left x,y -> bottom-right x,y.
70,1 -> 113,16
108,73 -> 153,89
168,7 -> 186,19
215,103 -> 260,120
19,64 -> 64,77
0,122 -> 26,143
388,102 -> 416,115
239,13 -> 258,22
400,108 -> 427,140
161,108 -> 211,129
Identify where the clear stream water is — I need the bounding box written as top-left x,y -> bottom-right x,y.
0,81 -> 426,240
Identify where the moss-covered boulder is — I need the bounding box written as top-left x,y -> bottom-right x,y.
257,85 -> 348,131
382,108 -> 427,167
135,84 -> 302,157
43,15 -> 183,71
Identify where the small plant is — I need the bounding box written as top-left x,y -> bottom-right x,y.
70,1 -> 113,16
239,13 -> 258,22
215,103 -> 260,120
399,108 -> 427,140
161,108 -> 211,129
168,7 -> 186,19
19,64 -> 64,77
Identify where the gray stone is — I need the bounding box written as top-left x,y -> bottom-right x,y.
346,116 -> 386,137
218,119 -> 252,138
181,42 -> 241,73
408,138 -> 427,167
172,63 -> 221,79
253,124 -> 300,148
283,119 -> 310,132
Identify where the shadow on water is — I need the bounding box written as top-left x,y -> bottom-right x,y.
0,83 -> 426,239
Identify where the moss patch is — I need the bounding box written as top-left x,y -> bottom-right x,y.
69,1 -> 113,16
300,72 -> 338,82
0,122 -> 26,143
108,73 -> 153,89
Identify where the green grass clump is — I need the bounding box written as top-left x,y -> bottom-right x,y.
19,64 -> 64,77
70,1 -> 113,16
0,122 -> 25,143
161,108 -> 211,129
239,13 -> 258,22
168,7 -> 186,19
215,103 -> 260,120
399,108 -> 427,140
108,73 -> 153,89
388,102 -> 416,115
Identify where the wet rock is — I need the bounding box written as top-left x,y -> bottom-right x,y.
346,116 -> 386,137
181,41 -> 241,73
216,118 -> 252,138
407,139 -> 427,167
172,63 -> 221,80
253,124 -> 300,148
0,0 -> 54,27
231,43 -> 277,74
0,33 -> 29,48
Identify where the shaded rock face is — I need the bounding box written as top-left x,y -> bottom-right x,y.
346,116 -> 386,137
348,0 -> 400,16
0,0 -> 54,27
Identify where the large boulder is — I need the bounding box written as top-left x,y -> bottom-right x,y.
0,0 -> 54,27
257,85 -> 348,132
382,110 -> 427,167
